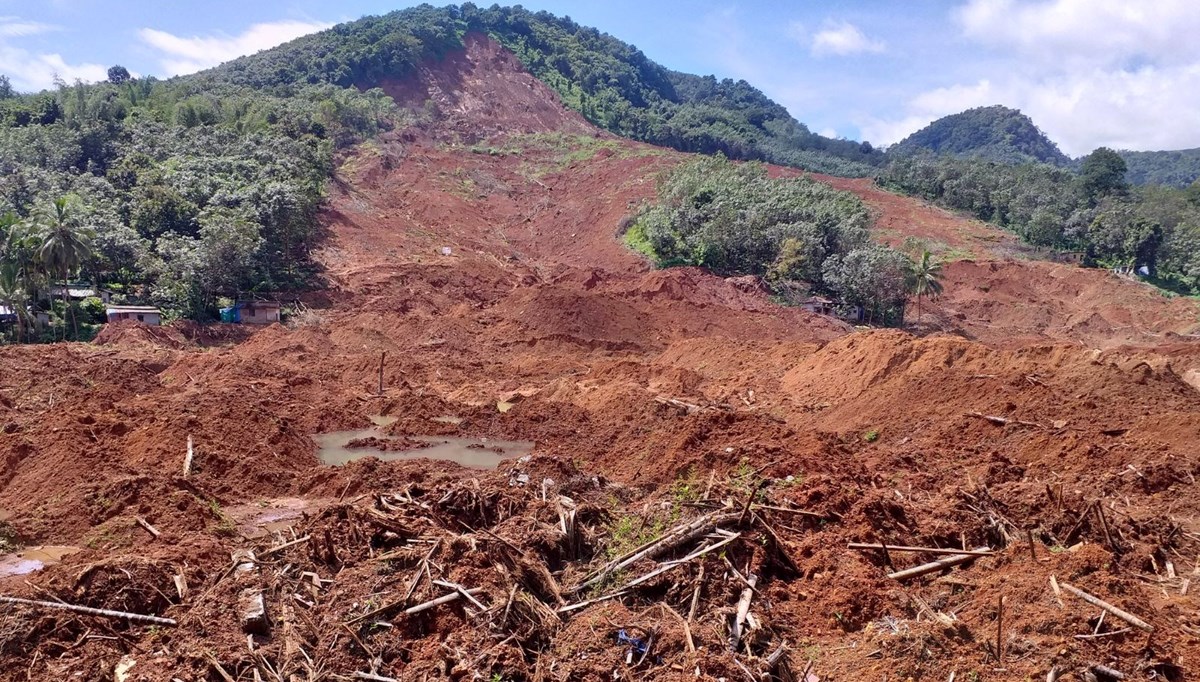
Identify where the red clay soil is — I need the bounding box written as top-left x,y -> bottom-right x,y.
0,33 -> 1197,681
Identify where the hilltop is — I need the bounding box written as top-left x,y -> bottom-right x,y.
889,105 -> 1070,166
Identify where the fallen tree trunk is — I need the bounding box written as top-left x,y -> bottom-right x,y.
1059,582 -> 1153,632
849,543 -> 995,557
886,548 -> 991,581
0,595 -> 177,626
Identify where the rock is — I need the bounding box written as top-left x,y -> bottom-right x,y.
240,588 -> 269,635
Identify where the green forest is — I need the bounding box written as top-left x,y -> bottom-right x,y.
0,71 -> 400,340
880,149 -> 1200,293
629,156 -> 914,325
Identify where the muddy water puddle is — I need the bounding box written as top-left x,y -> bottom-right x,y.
314,423 -> 532,469
0,546 -> 81,578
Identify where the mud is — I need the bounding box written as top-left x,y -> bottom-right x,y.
0,31 -> 1196,682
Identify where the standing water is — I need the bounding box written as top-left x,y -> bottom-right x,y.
314,419 -> 533,469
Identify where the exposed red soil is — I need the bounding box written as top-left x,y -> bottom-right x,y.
0,32 -> 1197,681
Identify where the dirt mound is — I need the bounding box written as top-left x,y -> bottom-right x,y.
93,319 -> 190,349
1,33 -> 1199,681
925,259 -> 1200,347
378,32 -> 594,139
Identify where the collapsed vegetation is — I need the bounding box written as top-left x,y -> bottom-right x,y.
629,156 -> 926,325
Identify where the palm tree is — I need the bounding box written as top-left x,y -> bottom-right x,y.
907,249 -> 944,324
0,265 -> 31,344
35,197 -> 94,341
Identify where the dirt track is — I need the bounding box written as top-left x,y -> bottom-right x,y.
0,33 -> 1197,681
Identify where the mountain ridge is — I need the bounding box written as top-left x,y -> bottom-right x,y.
188,3 -> 884,176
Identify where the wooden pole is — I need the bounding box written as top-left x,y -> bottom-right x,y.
996,594 -> 1004,664
1059,583 -> 1153,632
0,595 -> 176,626
729,573 -> 758,652
879,539 -> 896,571
183,435 -> 194,477
886,548 -> 991,581
135,516 -> 161,539
378,351 -> 386,395
848,543 -> 996,557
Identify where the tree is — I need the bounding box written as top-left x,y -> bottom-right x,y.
35,197 -> 94,340
0,75 -> 13,100
822,244 -> 910,326
107,66 -> 132,85
1079,147 -> 1128,204
907,249 -> 944,323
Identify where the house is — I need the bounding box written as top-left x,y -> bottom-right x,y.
49,284 -> 113,304
219,301 -> 282,325
105,305 -> 162,325
0,305 -> 16,325
800,296 -> 835,316
239,301 -> 281,325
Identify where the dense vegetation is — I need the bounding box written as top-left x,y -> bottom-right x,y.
1118,148 -> 1200,188
890,106 -> 1070,167
0,70 -> 400,340
880,149 -> 1200,293
208,3 -> 885,177
630,156 -> 913,324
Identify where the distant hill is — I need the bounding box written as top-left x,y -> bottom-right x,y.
199,4 -> 884,176
1117,148 -> 1200,187
889,105 -> 1070,166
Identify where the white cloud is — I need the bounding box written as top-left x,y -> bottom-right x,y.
819,127 -> 839,139
0,17 -> 57,38
956,0 -> 1200,66
861,0 -> 1200,154
139,19 -> 333,76
811,21 -> 885,57
0,16 -> 104,91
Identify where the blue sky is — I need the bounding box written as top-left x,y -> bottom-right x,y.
2,0 -> 1199,156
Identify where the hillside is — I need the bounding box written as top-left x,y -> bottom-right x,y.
0,27 -> 1198,681
199,4 -> 883,176
1119,147 -> 1200,187
889,105 -> 1070,166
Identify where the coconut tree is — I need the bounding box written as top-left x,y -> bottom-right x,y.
35,197 -> 94,340
0,265 -> 31,343
907,249 -> 944,324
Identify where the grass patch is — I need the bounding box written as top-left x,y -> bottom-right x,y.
623,221 -> 658,260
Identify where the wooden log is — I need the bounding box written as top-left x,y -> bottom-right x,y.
886,548 -> 991,581
260,535 -> 311,557
0,595 -> 176,626
729,572 -> 758,652
623,531 -> 741,589
1049,575 -> 1064,608
347,587 -> 482,624
570,512 -> 738,593
353,673 -> 398,682
432,580 -> 487,611
136,516 -> 161,539
1059,582 -> 1153,632
556,590 -> 628,614
378,351 -> 386,395
1074,628 -> 1130,639
1090,664 -> 1126,680
996,594 -> 1004,664
687,564 -> 704,622
183,435 -> 194,477
848,543 -> 996,557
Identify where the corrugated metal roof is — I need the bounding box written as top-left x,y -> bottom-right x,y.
106,306 -> 161,314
